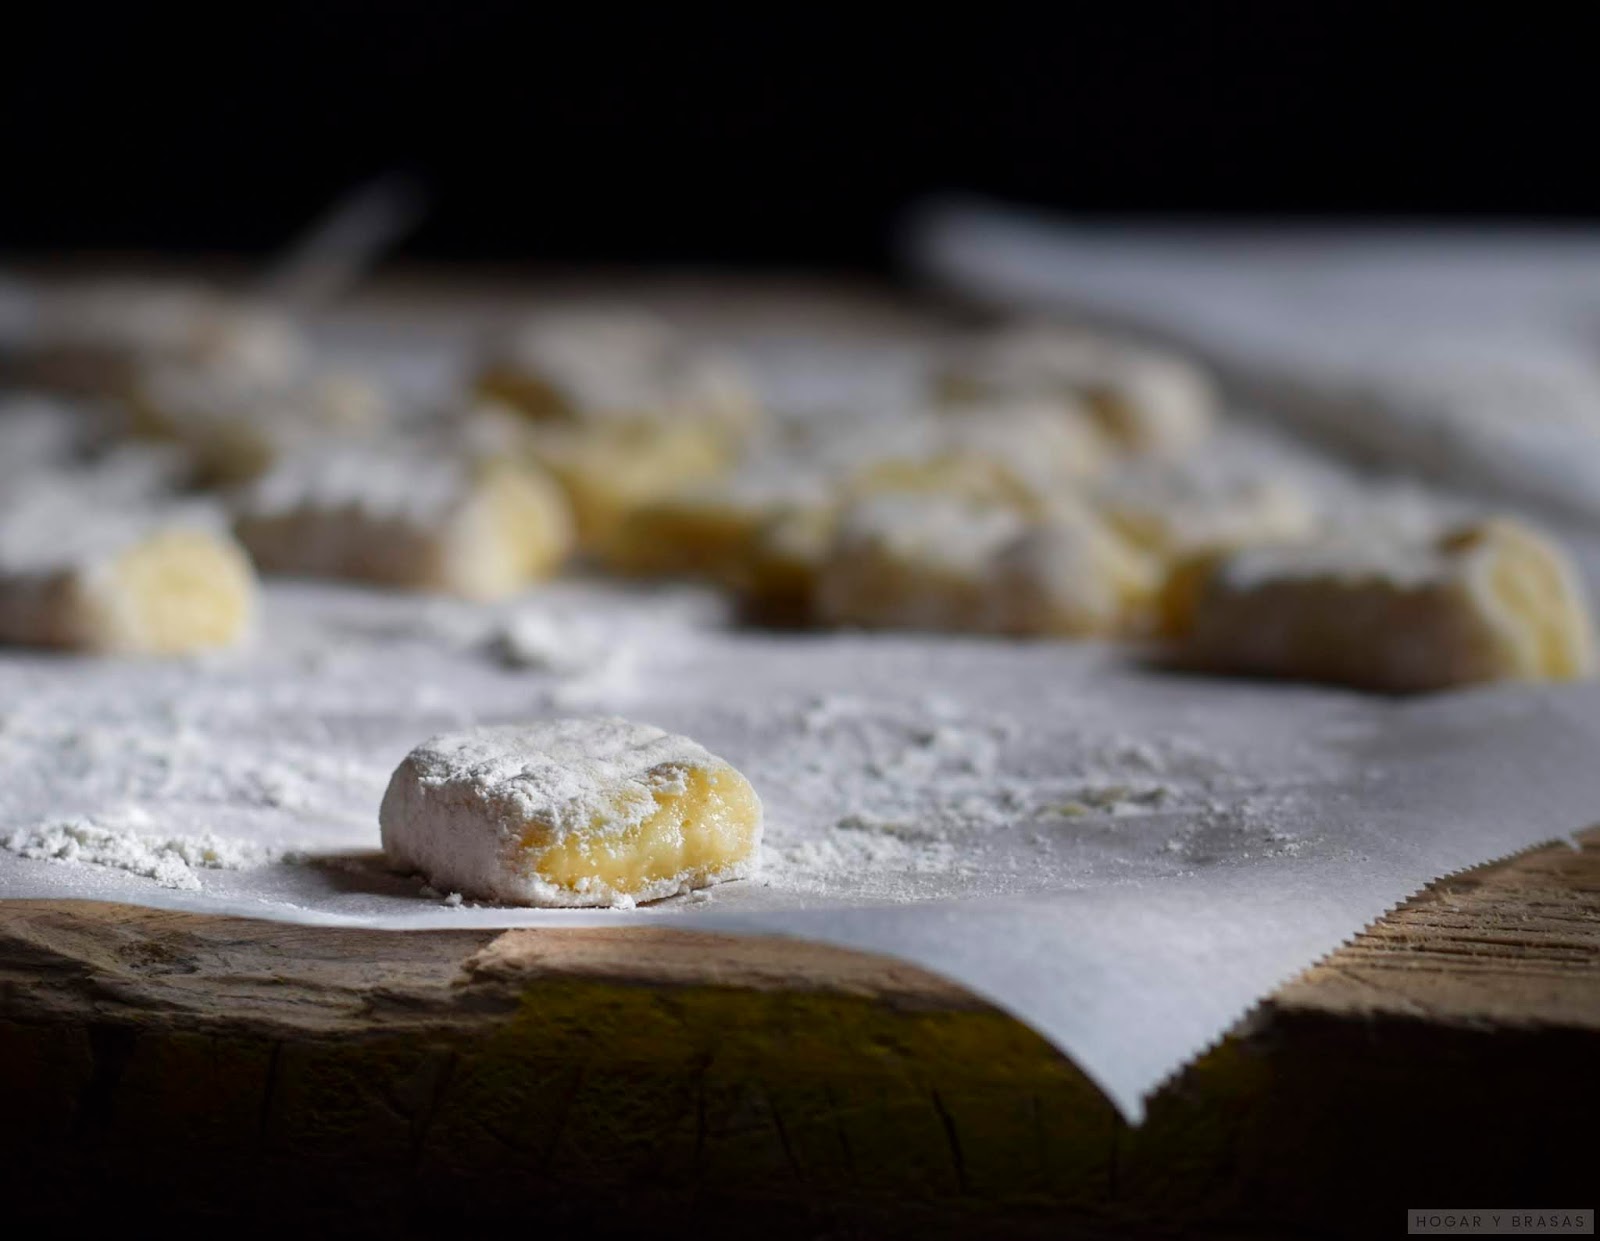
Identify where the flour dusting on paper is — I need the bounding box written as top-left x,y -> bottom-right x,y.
8,317 -> 1600,1122
3,810 -> 294,890
7,554 -> 1600,1128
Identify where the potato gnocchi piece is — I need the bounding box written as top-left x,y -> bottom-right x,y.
0,280 -> 304,398
380,718 -> 763,908
934,399 -> 1113,473
816,493 -> 1025,632
929,400 -> 1112,481
846,451 -> 1056,517
477,310 -> 762,440
600,469 -> 842,626
602,470 -> 830,578
939,325 -> 1217,455
601,486 -> 757,581
130,363 -> 391,485
987,506 -> 1162,638
1093,457 -> 1317,558
234,448 -> 572,600
522,421 -> 733,553
843,402 -> 1107,514
1172,518 -> 1596,692
0,495 -> 256,654
816,492 -> 1154,637
598,404 -> 1108,616
739,504 -> 839,626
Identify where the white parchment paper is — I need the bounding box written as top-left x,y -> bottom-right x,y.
3,581 -> 1597,1121
912,198 -> 1600,528
7,274 -> 1600,1123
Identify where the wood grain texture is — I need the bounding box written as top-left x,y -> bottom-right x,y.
3,828 -> 1598,1238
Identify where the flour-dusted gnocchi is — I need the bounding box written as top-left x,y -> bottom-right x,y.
816,492 -> 1155,638
129,363 -> 390,485
234,446 -> 572,600
380,718 -> 764,907
0,280 -> 304,398
1093,456 -> 1316,559
1172,518 -> 1596,692
0,494 -> 256,655
939,324 -> 1217,455
477,310 -> 762,440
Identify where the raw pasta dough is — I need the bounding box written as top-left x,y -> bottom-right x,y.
380,718 -> 763,907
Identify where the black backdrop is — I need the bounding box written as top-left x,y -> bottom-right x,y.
4,5 -> 1595,270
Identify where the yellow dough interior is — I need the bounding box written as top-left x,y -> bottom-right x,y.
1455,523 -> 1596,681
476,365 -> 572,421
525,764 -> 761,898
128,378 -> 278,485
1012,522 -> 1160,638
95,529 -> 257,654
847,454 -> 1045,514
530,423 -> 731,551
602,495 -> 760,580
741,506 -> 835,624
1154,549 -> 1226,638
439,461 -> 573,600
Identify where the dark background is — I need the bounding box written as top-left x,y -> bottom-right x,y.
3,6 -> 1592,272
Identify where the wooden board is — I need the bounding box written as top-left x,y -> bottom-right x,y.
3,827 -> 1598,1238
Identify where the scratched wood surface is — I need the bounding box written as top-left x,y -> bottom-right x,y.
2,827 -> 1597,1238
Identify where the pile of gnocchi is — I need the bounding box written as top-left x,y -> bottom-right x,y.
0,279 -> 1590,694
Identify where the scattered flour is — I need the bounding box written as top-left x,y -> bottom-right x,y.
0,579 -> 1344,906
769,829 -> 960,897
2,809 -> 292,890
1160,795 -> 1310,864
755,688 -> 1295,899
482,590 -> 725,705
487,610 -> 635,687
